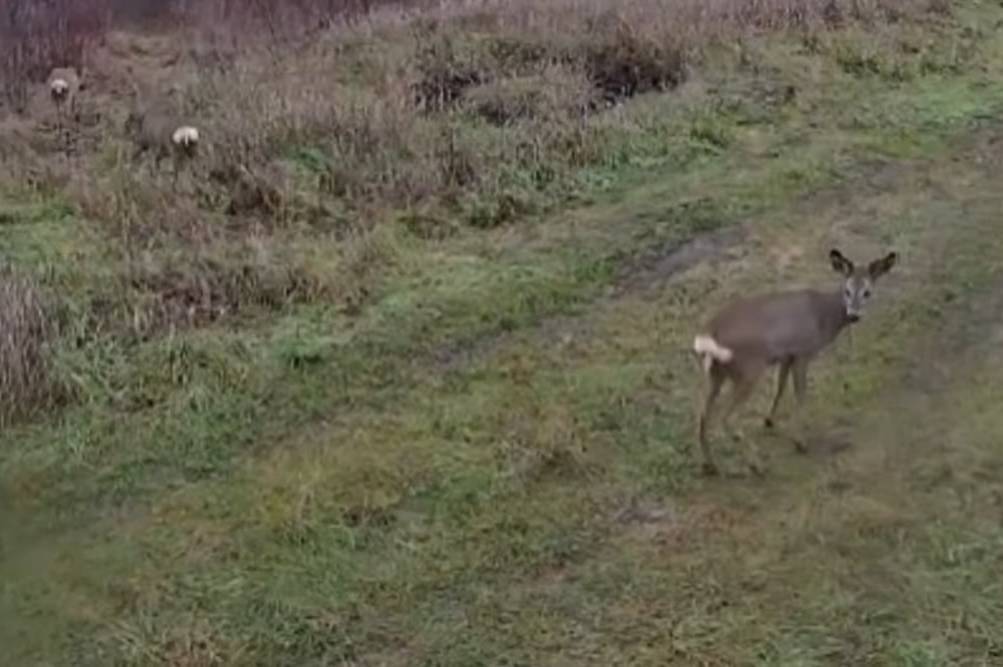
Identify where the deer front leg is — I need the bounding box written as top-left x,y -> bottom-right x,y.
765,359 -> 792,429
790,358 -> 810,453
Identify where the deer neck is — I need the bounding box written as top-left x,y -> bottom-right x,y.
821,288 -> 855,341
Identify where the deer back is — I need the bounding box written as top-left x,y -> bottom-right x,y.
126,106 -> 185,154
707,288 -> 848,364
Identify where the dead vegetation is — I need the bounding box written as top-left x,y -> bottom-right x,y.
0,264 -> 58,424
4,0 -> 1003,662
123,241 -> 331,335
0,0 -> 960,422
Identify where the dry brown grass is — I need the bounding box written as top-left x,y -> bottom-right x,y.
0,0 -> 949,348
463,64 -> 598,126
0,264 -> 57,424
177,0 -> 941,220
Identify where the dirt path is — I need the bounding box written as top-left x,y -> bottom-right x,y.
289,121 -> 1003,667
264,123 -> 1003,666
497,128 -> 1003,665
323,121 -> 1003,666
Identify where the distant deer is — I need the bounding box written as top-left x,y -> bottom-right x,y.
124,107 -> 201,188
692,248 -> 898,476
46,67 -> 81,138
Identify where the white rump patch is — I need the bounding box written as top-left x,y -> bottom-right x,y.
693,334 -> 733,373
50,78 -> 69,95
172,126 -> 200,146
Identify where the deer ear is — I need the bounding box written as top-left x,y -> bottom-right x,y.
868,251 -> 898,280
829,249 -> 854,276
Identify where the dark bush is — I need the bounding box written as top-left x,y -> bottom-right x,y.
579,13 -> 689,102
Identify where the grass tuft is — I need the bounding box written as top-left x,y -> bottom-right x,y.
0,263 -> 58,425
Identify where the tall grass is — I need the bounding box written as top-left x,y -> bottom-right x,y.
0,0 -> 105,112
0,264 -> 58,424
0,0 -> 417,112
0,0 -> 955,415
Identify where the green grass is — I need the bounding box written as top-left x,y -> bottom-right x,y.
5,2 -> 1003,664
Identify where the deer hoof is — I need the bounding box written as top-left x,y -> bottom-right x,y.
701,462 -> 720,477
764,417 -> 775,429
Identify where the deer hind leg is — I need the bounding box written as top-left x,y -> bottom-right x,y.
697,365 -> 726,476
722,363 -> 767,475
765,358 -> 793,429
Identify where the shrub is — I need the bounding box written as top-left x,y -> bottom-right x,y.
577,9 -> 690,103
411,24 -> 493,111
463,64 -> 597,126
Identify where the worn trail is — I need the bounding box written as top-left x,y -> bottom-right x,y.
479,127 -> 1003,664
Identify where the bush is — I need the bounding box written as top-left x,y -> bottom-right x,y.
463,64 -> 597,125
577,10 -> 690,103
411,25 -> 494,112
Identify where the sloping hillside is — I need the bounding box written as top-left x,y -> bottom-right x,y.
3,1 -> 1003,664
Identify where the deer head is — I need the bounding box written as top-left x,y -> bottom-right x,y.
829,248 -> 898,323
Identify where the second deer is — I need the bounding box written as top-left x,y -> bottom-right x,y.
692,248 -> 898,476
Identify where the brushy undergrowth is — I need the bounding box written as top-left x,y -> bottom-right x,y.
0,264 -> 58,424
0,0 -> 969,414
4,1 -> 1003,664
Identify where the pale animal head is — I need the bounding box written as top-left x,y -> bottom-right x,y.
829,248 -> 898,323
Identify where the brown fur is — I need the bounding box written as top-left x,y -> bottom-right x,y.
46,67 -> 82,122
124,106 -> 200,175
694,248 -> 897,475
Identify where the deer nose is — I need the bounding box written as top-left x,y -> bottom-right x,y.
847,313 -> 861,323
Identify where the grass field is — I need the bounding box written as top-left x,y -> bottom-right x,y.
3,1 -> 1003,665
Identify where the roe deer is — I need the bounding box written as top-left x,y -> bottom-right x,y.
124,107 -> 201,187
46,67 -> 82,141
692,248 -> 898,476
